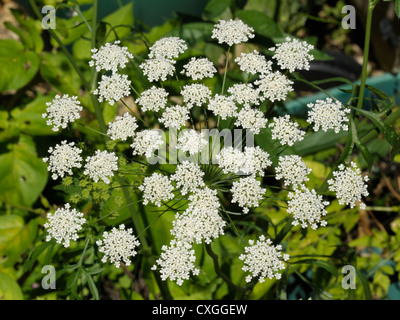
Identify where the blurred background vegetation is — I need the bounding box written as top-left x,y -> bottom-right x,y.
0,0 -> 399,300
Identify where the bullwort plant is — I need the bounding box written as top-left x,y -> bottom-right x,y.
24,0 -> 400,300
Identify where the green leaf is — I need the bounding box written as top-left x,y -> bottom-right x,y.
352,106 -> 400,159
235,10 -> 283,39
203,0 -> 232,20
355,268 -> 372,300
395,0 -> 400,19
82,269 -> 100,300
40,51 -> 82,95
0,135 -> 48,207
273,218 -> 294,245
102,2 -> 134,41
11,95 -> 57,136
290,267 -> 333,300
291,259 -> 339,279
0,217 -> 38,267
23,240 -> 49,272
167,22 -> 215,45
0,39 -> 39,92
0,272 -> 23,300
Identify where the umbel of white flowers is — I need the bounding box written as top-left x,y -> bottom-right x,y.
41,18 -> 369,286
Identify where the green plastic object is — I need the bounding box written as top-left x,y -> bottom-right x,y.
285,72 -> 400,116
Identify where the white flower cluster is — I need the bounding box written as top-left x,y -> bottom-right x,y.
170,161 -> 205,195
216,146 -> 271,176
235,107 -> 268,134
44,203 -> 86,248
171,187 -> 225,244
181,83 -> 212,108
211,19 -> 255,46
239,235 -> 289,283
269,37 -> 314,73
177,129 -> 208,155
241,146 -> 272,177
159,105 -> 190,128
151,239 -> 200,286
231,176 -> 266,214
89,40 -> 133,73
131,130 -> 165,158
215,146 -> 245,174
107,112 -> 138,141
94,73 -> 131,105
328,162 -> 369,209
90,41 -> 133,105
140,58 -> 176,83
148,37 -> 188,60
181,57 -> 217,80
208,94 -> 238,120
228,83 -> 260,107
287,186 -> 329,229
43,140 -> 83,180
307,98 -> 350,133
138,172 -> 175,207
275,155 -> 311,187
42,95 -> 83,131
235,50 -> 272,75
83,150 -> 118,184
135,86 -> 169,112
140,37 -> 187,83
255,71 -> 294,102
269,115 -> 305,146
96,224 -> 140,268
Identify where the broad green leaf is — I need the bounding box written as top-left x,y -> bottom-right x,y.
0,135 -> 48,207
40,51 -> 82,95
102,3 -> 134,42
294,130 -> 348,156
0,272 -> 23,300
0,215 -> 24,249
167,22 -> 215,45
235,10 -> 283,39
273,217 -> 294,245
0,39 -> 39,92
0,216 -> 38,267
9,9 -> 44,53
203,0 -> 232,20
396,0 -> 400,19
11,95 -> 57,136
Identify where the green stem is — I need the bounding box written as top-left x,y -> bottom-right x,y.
89,0 -> 107,134
356,0 -> 379,111
29,0 -> 107,133
221,46 -> 231,95
205,243 -> 249,296
118,176 -> 172,300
